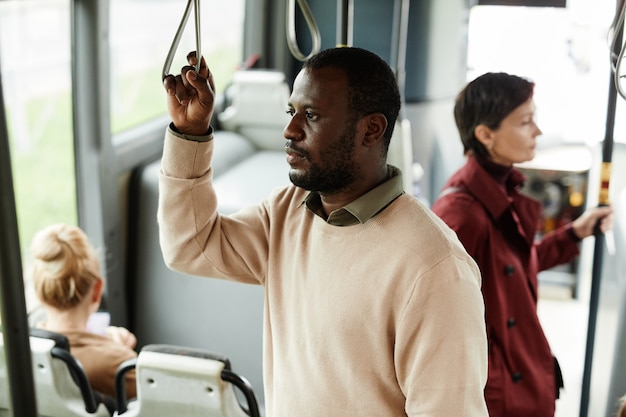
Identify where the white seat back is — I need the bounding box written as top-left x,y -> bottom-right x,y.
115,345 -> 260,417
217,69 -> 291,152
0,329 -> 110,417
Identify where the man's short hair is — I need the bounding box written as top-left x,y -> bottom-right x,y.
304,47 -> 401,142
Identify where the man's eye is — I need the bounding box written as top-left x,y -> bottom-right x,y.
286,109 -> 295,116
306,112 -> 317,120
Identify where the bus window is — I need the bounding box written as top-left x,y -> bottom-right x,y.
466,2 -> 616,148
109,0 -> 245,135
0,0 -> 77,293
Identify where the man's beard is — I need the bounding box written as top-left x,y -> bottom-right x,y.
288,125 -> 359,194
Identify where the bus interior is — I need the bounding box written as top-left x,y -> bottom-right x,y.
1,0 -> 626,416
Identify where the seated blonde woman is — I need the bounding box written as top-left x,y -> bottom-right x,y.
30,223 -> 137,401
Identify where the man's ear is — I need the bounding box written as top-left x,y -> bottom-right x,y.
362,113 -> 388,147
474,124 -> 494,149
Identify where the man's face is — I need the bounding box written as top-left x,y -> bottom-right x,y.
284,67 -> 361,194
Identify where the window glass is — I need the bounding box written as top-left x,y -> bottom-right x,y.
109,0 -> 245,134
0,0 -> 77,280
466,1 -> 621,145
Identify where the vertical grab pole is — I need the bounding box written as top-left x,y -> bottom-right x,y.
578,5 -> 622,417
391,0 -> 410,117
336,0 -> 353,47
0,54 -> 38,416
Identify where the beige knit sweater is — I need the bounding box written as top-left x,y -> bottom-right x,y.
158,130 -> 489,416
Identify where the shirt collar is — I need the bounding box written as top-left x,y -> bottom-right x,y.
301,165 -> 405,226
463,155 -> 526,220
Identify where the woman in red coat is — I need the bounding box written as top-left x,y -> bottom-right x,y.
432,72 -> 612,417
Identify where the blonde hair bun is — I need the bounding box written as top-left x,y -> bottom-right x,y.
31,224 -> 102,309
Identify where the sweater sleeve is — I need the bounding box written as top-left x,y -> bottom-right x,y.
157,128 -> 269,284
397,251 -> 489,416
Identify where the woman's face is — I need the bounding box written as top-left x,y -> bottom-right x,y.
483,97 -> 542,166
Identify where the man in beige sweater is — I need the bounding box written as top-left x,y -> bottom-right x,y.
159,47 -> 488,416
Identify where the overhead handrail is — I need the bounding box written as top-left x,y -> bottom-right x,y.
162,0 -> 202,80
286,0 -> 321,61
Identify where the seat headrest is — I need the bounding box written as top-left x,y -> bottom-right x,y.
29,328 -> 71,351
140,344 -> 232,370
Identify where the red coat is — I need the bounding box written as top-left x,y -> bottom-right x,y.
432,155 -> 580,417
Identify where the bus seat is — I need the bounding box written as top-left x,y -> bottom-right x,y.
217,69 -> 291,153
0,328 -> 111,417
114,344 -> 260,417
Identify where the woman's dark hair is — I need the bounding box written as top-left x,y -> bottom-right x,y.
454,72 -> 535,157
303,47 -> 401,146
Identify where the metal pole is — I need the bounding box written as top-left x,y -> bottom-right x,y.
336,0 -> 353,47
578,4 -> 622,416
391,0 -> 410,117
0,50 -> 38,417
